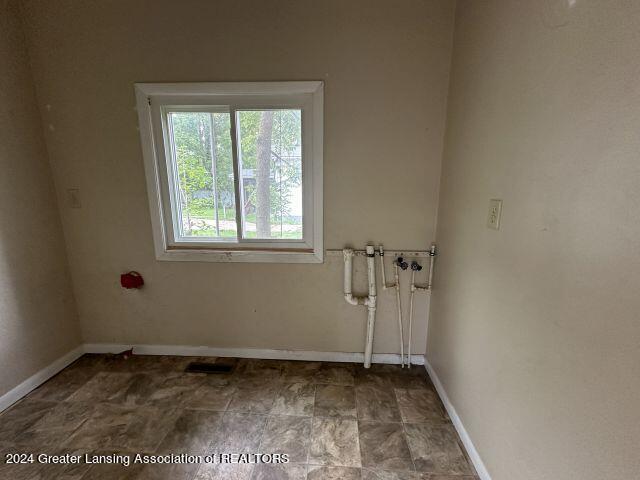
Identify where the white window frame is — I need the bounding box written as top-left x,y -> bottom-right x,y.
135,82 -> 323,263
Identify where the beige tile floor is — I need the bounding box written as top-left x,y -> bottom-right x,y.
0,355 -> 478,479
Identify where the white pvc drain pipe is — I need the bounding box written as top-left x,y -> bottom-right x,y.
343,245 -> 377,368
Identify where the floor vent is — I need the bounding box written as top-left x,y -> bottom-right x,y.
185,362 -> 235,374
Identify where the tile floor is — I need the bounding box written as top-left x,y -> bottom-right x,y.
0,355 -> 478,479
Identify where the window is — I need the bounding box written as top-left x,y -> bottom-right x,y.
135,82 -> 323,263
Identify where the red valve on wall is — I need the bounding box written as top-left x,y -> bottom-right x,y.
120,271 -> 144,289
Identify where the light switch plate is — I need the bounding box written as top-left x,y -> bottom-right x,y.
487,199 -> 502,230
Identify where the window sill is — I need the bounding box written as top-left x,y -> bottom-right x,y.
156,248 -> 323,264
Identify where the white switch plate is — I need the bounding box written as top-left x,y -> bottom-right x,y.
487,199 -> 502,230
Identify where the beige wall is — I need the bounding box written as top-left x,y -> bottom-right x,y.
20,0 -> 455,353
429,1 -> 640,479
0,0 -> 81,397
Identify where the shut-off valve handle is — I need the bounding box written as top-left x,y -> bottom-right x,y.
396,257 -> 409,270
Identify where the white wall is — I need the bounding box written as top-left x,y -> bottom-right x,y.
20,0 -> 455,354
429,1 -> 640,479
0,0 -> 81,397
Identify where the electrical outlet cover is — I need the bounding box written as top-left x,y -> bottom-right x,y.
487,199 -> 502,230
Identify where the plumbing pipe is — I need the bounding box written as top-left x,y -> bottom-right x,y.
365,246 -> 377,299
408,269 -> 416,368
327,249 -> 433,258
379,245 -> 387,287
378,245 -> 406,368
363,245 -> 377,368
407,252 -> 435,368
407,261 -> 423,368
343,249 -> 365,305
427,243 -> 437,289
343,246 -> 377,368
394,263 -> 404,367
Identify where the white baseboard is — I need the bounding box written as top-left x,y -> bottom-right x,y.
0,343 -> 423,415
83,343 -> 425,365
0,345 -> 84,413
424,357 -> 492,480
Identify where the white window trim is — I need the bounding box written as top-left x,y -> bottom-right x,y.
135,82 -> 323,263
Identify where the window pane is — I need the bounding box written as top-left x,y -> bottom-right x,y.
236,109 -> 303,240
169,111 -> 237,239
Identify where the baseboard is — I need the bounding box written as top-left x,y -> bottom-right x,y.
0,343 -> 423,415
83,343 -> 425,365
424,357 -> 492,480
0,345 -> 84,413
